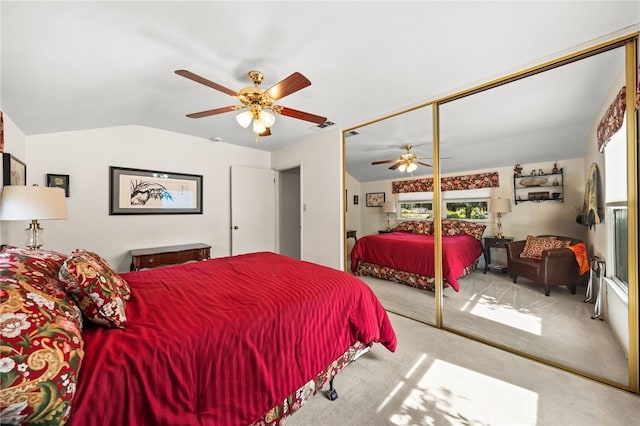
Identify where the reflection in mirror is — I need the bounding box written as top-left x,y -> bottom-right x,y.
438,45 -> 629,386
345,104 -> 437,326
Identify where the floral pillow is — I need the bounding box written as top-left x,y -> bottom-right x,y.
394,221 -> 415,232
0,251 -> 84,426
412,221 -> 434,235
59,251 -> 127,328
71,249 -> 131,301
520,235 -> 568,260
441,219 -> 462,236
456,221 -> 487,240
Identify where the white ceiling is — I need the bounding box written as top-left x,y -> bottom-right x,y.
1,1 -> 638,180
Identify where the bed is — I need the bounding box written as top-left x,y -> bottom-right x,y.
0,248 -> 396,426
350,220 -> 485,292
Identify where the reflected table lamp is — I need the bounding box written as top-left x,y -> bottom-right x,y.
382,201 -> 397,231
489,197 -> 511,239
0,185 -> 68,249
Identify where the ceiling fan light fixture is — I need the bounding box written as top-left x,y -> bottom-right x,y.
253,118 -> 267,134
406,162 -> 418,173
236,110 -> 253,128
259,110 -> 276,128
398,163 -> 407,172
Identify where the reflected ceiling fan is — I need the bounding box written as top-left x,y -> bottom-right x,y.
371,144 -> 433,173
175,69 -> 326,140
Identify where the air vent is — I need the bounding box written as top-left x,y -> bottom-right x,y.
311,121 -> 335,130
344,130 -> 359,138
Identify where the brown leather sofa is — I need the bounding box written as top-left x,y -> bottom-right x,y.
505,235 -> 587,296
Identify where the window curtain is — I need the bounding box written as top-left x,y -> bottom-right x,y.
597,65 -> 640,152
392,171 -> 499,193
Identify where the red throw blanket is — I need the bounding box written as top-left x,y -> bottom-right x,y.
350,232 -> 483,291
567,242 -> 590,275
69,252 -> 396,426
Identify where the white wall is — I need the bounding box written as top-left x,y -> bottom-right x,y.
272,128 -> 343,269
1,113 -> 28,244
18,125 -> 269,272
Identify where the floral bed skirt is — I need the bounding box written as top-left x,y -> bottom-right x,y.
354,260 -> 479,292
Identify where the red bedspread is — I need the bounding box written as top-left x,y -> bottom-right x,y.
69,252 -> 396,426
350,232 -> 483,291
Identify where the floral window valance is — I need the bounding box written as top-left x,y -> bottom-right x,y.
392,171 -> 499,193
597,65 -> 640,152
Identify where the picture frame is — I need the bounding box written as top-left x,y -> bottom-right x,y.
109,166 -> 203,215
47,173 -> 70,197
366,192 -> 385,207
353,195 -> 359,205
2,153 -> 26,186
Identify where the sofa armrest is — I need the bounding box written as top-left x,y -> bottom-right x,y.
506,240 -> 526,259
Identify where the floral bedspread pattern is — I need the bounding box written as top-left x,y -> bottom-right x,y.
0,248 -> 84,426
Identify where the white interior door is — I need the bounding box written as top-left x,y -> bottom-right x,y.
230,166 -> 276,255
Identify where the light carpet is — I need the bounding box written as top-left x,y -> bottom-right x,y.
287,311 -> 640,426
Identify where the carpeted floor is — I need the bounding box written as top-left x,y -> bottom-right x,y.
287,311 -> 640,426
362,270 -> 628,385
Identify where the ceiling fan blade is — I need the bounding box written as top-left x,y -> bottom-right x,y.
275,106 -> 326,124
264,72 -> 311,101
371,159 -> 397,165
417,161 -> 433,167
186,105 -> 239,118
259,128 -> 272,137
175,70 -> 239,97
389,162 -> 402,171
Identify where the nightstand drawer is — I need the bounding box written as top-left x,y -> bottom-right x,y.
130,243 -> 211,271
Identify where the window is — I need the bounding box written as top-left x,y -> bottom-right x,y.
446,201 -> 489,220
604,114 -> 627,291
400,202 -> 433,220
399,199 -> 489,220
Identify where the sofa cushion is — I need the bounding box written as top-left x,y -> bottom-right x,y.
520,235 -> 568,260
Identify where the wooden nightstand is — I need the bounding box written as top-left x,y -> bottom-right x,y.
130,243 -> 211,271
483,236 -> 514,274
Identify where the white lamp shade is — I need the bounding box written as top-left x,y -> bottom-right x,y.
383,201 -> 397,214
406,162 -> 418,173
489,197 -> 511,214
0,186 -> 68,220
235,110 -> 253,128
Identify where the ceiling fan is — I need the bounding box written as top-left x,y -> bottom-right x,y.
371,144 -> 433,173
175,69 -> 327,140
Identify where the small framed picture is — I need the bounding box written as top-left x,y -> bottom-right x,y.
47,174 -> 70,197
353,195 -> 359,205
366,192 -> 385,207
2,153 -> 26,186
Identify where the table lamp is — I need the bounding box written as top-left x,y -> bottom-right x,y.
0,185 -> 68,249
382,201 -> 397,231
489,197 -> 511,239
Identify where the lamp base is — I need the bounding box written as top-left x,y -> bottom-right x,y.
25,220 -> 44,249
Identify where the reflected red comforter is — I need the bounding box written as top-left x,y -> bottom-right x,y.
69,252 -> 396,426
350,232 -> 483,291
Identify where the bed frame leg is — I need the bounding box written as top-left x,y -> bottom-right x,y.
327,377 -> 338,401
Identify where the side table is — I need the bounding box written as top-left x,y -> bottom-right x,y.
483,236 -> 514,274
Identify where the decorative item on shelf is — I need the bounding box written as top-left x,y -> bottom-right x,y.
552,178 -> 559,186
489,197 -> 511,239
552,192 -> 561,200
528,191 -> 550,201
382,201 -> 397,231
514,164 -> 523,176
552,162 -> 559,173
538,168 -> 544,175
0,185 -> 68,249
519,176 -> 548,187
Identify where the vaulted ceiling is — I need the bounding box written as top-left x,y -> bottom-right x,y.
1,1 -> 638,180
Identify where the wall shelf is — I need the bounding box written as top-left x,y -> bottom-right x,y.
514,169 -> 563,204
